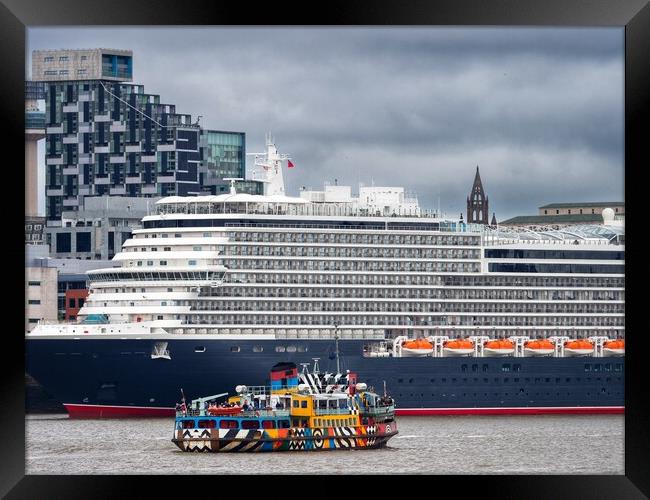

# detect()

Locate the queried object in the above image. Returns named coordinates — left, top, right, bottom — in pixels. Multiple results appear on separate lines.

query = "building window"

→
left=44, top=56, right=54, bottom=62
left=44, top=70, right=57, bottom=76
left=77, top=69, right=87, bottom=75
left=28, top=300, right=41, bottom=305
left=59, top=56, right=68, bottom=62
left=544, top=210, right=547, bottom=214
left=81, top=55, right=87, bottom=60
left=188, top=260, right=196, bottom=266
left=28, top=318, right=39, bottom=324
left=556, top=210, right=559, bottom=214
left=59, top=70, right=69, bottom=75
left=568, top=209, right=571, bottom=214
left=580, top=209, right=583, bottom=214
left=28, top=281, right=41, bottom=286
left=68, top=298, right=75, bottom=308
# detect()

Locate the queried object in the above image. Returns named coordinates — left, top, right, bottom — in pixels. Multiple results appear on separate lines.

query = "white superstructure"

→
left=34, top=137, right=624, bottom=344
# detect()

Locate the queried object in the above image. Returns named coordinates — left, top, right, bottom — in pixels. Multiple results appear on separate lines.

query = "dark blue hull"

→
left=25, top=338, right=624, bottom=416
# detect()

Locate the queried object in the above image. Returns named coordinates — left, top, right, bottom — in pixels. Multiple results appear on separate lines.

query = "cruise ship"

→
left=26, top=137, right=625, bottom=417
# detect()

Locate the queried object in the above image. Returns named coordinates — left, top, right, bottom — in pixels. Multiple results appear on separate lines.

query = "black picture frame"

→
left=2, top=0, right=647, bottom=497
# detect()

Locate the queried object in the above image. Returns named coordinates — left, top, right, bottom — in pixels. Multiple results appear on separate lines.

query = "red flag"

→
left=287, top=160, right=295, bottom=168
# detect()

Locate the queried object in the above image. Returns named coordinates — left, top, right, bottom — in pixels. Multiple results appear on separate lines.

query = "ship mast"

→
left=334, top=324, right=340, bottom=374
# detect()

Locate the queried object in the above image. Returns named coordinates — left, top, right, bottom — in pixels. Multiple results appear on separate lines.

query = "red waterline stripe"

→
left=395, top=406, right=624, bottom=416
left=64, top=403, right=175, bottom=419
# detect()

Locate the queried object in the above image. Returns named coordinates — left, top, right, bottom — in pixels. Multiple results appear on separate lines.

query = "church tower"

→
left=467, top=166, right=489, bottom=224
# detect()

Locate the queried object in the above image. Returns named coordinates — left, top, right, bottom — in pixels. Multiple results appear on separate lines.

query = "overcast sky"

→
left=27, top=27, right=624, bottom=220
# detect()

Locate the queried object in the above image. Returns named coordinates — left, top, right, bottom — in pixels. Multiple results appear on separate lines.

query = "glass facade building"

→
left=200, top=130, right=262, bottom=195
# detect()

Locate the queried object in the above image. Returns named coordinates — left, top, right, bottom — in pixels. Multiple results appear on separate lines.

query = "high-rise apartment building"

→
left=32, top=48, right=256, bottom=222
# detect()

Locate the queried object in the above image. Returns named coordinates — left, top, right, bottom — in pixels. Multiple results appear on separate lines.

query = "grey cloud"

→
left=29, top=27, right=624, bottom=220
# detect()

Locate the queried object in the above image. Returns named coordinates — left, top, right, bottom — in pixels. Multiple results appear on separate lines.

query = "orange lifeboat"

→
left=564, top=339, right=594, bottom=357
left=524, top=339, right=555, bottom=357
left=443, top=338, right=474, bottom=357
left=207, top=405, right=242, bottom=416
left=401, top=338, right=434, bottom=357
left=483, top=339, right=515, bottom=357
left=603, top=339, right=625, bottom=357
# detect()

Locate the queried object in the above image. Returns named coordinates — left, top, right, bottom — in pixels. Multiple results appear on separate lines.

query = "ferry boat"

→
left=25, top=135, right=625, bottom=418
left=172, top=360, right=397, bottom=452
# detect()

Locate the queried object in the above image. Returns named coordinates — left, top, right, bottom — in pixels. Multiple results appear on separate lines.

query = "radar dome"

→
left=602, top=207, right=615, bottom=222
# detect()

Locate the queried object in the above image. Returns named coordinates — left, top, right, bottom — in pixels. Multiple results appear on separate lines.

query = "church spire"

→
left=467, top=165, right=489, bottom=225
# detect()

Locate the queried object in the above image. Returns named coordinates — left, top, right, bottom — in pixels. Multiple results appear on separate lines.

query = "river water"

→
left=25, top=414, right=623, bottom=474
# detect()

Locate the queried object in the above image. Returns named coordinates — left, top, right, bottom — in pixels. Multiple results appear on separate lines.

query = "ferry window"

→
left=286, top=345, right=297, bottom=353
left=298, top=346, right=308, bottom=352
left=203, top=233, right=211, bottom=237
left=502, top=364, right=511, bottom=372
left=219, top=420, right=238, bottom=429
left=513, top=364, right=521, bottom=372
left=195, top=346, right=206, bottom=353
left=164, top=247, right=171, bottom=251
left=482, top=364, right=489, bottom=372
left=430, top=379, right=436, bottom=383
left=397, top=378, right=403, bottom=384
left=301, top=400, right=308, bottom=408
left=615, top=364, right=622, bottom=372
left=275, top=346, right=286, bottom=353
left=442, top=378, right=447, bottom=383
left=175, top=233, right=182, bottom=238
left=230, top=346, right=240, bottom=352
left=262, top=420, right=276, bottom=429
left=409, top=378, right=414, bottom=384
left=279, top=420, right=290, bottom=428
left=593, top=364, right=601, bottom=372
left=253, top=346, right=263, bottom=353
left=147, top=261, right=154, bottom=266
left=241, top=420, right=260, bottom=430
left=182, top=420, right=195, bottom=429
left=472, top=364, right=478, bottom=372
left=461, top=364, right=468, bottom=372
left=188, top=260, right=197, bottom=266
left=162, top=234, right=168, bottom=238
left=293, top=400, right=299, bottom=408
left=198, top=419, right=216, bottom=429
left=605, top=364, right=612, bottom=371
left=584, top=364, right=592, bottom=372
